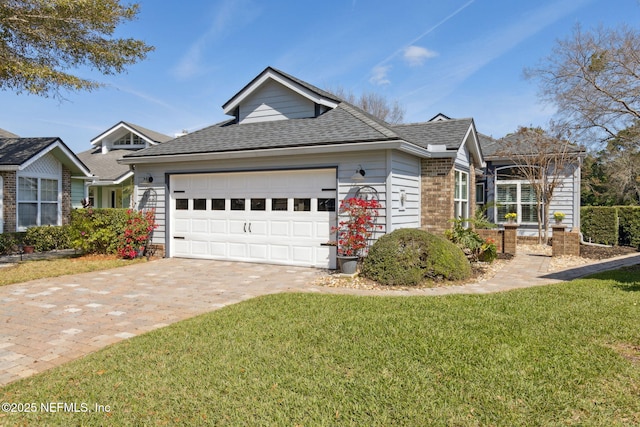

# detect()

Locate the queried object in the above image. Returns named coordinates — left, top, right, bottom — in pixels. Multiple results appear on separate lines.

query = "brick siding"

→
left=552, top=225, right=580, bottom=257
left=420, top=158, right=455, bottom=235
left=1, top=171, right=16, bottom=233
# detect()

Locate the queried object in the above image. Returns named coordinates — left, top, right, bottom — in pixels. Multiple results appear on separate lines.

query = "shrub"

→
left=0, top=233, right=19, bottom=255
left=445, top=219, right=497, bottom=262
left=618, top=206, right=640, bottom=248
left=361, top=228, right=472, bottom=286
left=70, top=208, right=129, bottom=254
left=24, top=225, right=73, bottom=252
left=581, top=206, right=618, bottom=245
left=118, top=209, right=157, bottom=259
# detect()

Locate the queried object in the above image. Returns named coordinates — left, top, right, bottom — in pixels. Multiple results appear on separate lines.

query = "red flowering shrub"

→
left=117, top=209, right=157, bottom=259
left=331, top=197, right=382, bottom=257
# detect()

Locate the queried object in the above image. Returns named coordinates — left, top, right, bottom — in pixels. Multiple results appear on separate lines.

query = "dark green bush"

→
left=618, top=207, right=640, bottom=248
left=0, top=233, right=20, bottom=255
left=361, top=228, right=472, bottom=286
left=70, top=208, right=129, bottom=254
left=24, top=225, right=73, bottom=252
left=581, top=207, right=618, bottom=245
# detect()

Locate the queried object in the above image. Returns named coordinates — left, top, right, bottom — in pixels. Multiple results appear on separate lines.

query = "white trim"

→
left=91, top=122, right=157, bottom=147
left=119, top=140, right=438, bottom=165
left=223, top=70, right=339, bottom=116
left=19, top=140, right=91, bottom=176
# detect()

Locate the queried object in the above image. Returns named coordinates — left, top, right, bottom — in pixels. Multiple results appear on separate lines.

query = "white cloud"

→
left=369, top=65, right=392, bottom=86
left=403, top=46, right=438, bottom=66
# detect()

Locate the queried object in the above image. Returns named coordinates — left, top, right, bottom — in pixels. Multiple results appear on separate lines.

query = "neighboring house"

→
left=77, top=122, right=171, bottom=208
left=120, top=67, right=484, bottom=269
left=477, top=132, right=584, bottom=237
left=0, top=130, right=91, bottom=233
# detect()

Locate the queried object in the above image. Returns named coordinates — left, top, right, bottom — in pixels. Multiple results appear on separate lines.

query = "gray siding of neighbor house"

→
left=485, top=161, right=581, bottom=236
left=239, top=80, right=316, bottom=124
left=133, top=150, right=393, bottom=248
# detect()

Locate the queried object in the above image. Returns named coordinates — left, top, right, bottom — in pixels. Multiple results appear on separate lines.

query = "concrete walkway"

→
left=1, top=251, right=639, bottom=386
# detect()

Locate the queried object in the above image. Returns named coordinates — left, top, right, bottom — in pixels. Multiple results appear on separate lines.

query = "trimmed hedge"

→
left=361, top=228, right=472, bottom=286
left=24, top=225, right=73, bottom=252
left=70, top=208, right=129, bottom=254
left=581, top=207, right=619, bottom=245
left=581, top=206, right=640, bottom=248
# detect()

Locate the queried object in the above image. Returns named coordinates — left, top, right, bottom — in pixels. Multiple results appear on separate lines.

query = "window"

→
left=272, top=198, right=288, bottom=211
left=454, top=170, right=469, bottom=219
left=317, top=198, right=335, bottom=212
left=495, top=167, right=539, bottom=224
left=230, top=198, right=245, bottom=211
left=17, top=177, right=59, bottom=229
left=475, top=183, right=485, bottom=205
left=113, top=133, right=145, bottom=146
left=294, top=198, right=311, bottom=212
left=175, top=199, right=188, bottom=210
left=211, top=199, right=225, bottom=210
left=251, top=199, right=266, bottom=211
left=193, top=199, right=206, bottom=210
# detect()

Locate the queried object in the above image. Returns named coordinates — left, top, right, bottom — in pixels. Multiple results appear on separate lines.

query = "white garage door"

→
left=169, top=169, right=337, bottom=268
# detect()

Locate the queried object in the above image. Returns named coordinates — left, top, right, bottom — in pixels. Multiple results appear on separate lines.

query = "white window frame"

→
left=113, top=132, right=145, bottom=147
left=494, top=167, right=540, bottom=225
left=454, top=170, right=469, bottom=220
left=16, top=176, right=61, bottom=231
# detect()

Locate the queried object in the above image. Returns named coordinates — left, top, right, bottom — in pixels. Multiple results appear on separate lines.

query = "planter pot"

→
left=337, top=256, right=358, bottom=274
left=22, top=245, right=34, bottom=254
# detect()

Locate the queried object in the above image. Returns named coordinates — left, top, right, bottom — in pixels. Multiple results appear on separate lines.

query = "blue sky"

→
left=2, top=0, right=639, bottom=153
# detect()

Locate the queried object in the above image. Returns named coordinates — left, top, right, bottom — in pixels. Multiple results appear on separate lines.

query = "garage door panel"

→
left=209, top=219, right=227, bottom=234
left=292, top=246, right=313, bottom=263
left=292, top=222, right=313, bottom=238
left=270, top=221, right=290, bottom=236
left=248, top=244, right=268, bottom=260
left=191, top=219, right=208, bottom=233
left=210, top=242, right=226, bottom=257
left=270, top=245, right=289, bottom=261
left=174, top=219, right=190, bottom=233
left=248, top=220, right=267, bottom=236
left=191, top=240, right=209, bottom=255
left=229, top=220, right=248, bottom=235
left=228, top=243, right=247, bottom=258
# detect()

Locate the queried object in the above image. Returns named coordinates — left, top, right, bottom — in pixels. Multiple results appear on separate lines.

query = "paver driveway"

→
left=0, top=258, right=325, bottom=386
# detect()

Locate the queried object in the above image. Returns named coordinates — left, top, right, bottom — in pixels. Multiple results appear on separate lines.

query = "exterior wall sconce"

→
left=351, top=165, right=366, bottom=181
left=142, top=174, right=154, bottom=183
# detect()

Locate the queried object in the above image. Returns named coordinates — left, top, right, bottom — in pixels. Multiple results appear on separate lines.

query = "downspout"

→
left=579, top=232, right=613, bottom=248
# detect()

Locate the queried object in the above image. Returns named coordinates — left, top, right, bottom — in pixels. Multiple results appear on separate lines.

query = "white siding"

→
left=133, top=150, right=390, bottom=248
left=239, top=80, right=316, bottom=124
left=390, top=151, right=420, bottom=230
left=455, top=144, right=471, bottom=171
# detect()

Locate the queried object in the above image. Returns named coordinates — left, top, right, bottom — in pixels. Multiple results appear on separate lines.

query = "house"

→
left=77, top=122, right=171, bottom=208
left=0, top=130, right=91, bottom=233
left=120, top=67, right=485, bottom=269
left=477, top=131, right=584, bottom=237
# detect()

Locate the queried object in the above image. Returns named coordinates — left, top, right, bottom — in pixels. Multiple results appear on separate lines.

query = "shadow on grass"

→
left=540, top=254, right=640, bottom=285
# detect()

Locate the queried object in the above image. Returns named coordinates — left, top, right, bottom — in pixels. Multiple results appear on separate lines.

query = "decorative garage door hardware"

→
left=243, top=222, right=252, bottom=233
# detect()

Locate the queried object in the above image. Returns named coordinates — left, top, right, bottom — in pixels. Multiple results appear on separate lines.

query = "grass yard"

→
left=1, top=267, right=640, bottom=426
left=0, top=255, right=147, bottom=287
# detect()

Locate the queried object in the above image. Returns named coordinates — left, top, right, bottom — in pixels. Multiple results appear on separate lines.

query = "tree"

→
left=0, top=0, right=153, bottom=99
left=526, top=24, right=640, bottom=146
left=327, top=86, right=405, bottom=124
left=601, top=123, right=640, bottom=204
left=497, top=126, right=583, bottom=244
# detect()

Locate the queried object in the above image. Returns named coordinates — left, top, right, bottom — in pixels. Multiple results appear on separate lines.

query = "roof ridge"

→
left=337, top=102, right=399, bottom=139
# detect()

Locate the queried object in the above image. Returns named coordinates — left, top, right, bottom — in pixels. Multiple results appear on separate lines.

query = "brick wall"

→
left=476, top=228, right=504, bottom=253
left=420, top=158, right=455, bottom=235
left=503, top=224, right=518, bottom=254
left=61, top=166, right=71, bottom=225
left=1, top=171, right=16, bottom=233
left=552, top=225, right=580, bottom=257
left=469, top=163, right=476, bottom=222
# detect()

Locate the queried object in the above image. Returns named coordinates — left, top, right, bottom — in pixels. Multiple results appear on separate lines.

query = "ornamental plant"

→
left=505, top=212, right=517, bottom=221
left=553, top=211, right=566, bottom=221
left=117, top=209, right=158, bottom=259
left=331, top=197, right=382, bottom=257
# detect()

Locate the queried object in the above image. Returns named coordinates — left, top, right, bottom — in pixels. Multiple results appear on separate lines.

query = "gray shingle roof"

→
left=0, top=137, right=60, bottom=165
left=0, top=128, right=19, bottom=138
left=125, top=103, right=403, bottom=158
left=392, top=118, right=474, bottom=150
left=480, top=131, right=584, bottom=160
left=76, top=148, right=133, bottom=181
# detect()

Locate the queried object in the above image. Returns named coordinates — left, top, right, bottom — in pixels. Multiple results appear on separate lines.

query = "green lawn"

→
left=2, top=267, right=640, bottom=426
left=0, top=256, right=146, bottom=286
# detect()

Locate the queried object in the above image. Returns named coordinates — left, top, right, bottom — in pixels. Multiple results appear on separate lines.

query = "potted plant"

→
left=331, top=197, right=381, bottom=274
left=553, top=211, right=565, bottom=224
left=504, top=212, right=517, bottom=224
